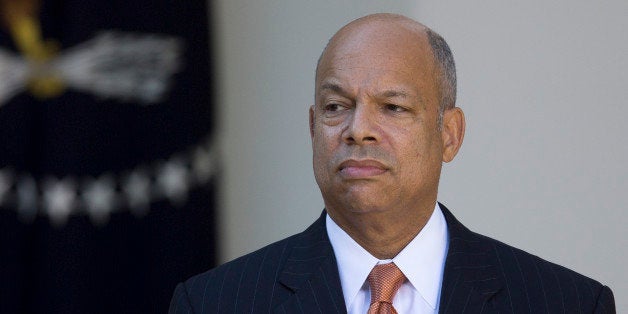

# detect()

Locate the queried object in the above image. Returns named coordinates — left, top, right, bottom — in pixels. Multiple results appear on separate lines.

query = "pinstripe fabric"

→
left=169, top=211, right=345, bottom=313
left=438, top=204, right=615, bottom=313
left=169, top=205, right=615, bottom=313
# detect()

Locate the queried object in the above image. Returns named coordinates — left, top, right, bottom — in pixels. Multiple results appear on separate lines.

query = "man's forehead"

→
left=330, top=15, right=427, bottom=49
left=316, top=18, right=432, bottom=79
left=318, top=81, right=422, bottom=104
left=327, top=24, right=427, bottom=57
left=316, top=47, right=435, bottom=91
left=317, top=64, right=420, bottom=90
left=323, top=53, right=426, bottom=72
left=316, top=72, right=426, bottom=106
left=335, top=13, right=428, bottom=39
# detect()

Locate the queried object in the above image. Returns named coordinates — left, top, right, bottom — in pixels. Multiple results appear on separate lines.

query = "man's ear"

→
left=309, top=105, right=315, bottom=138
left=441, top=107, right=465, bottom=163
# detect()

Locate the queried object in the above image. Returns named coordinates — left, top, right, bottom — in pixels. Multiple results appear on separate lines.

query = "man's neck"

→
left=326, top=204, right=435, bottom=259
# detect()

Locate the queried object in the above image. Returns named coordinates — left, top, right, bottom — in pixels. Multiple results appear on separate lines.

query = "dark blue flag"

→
left=0, top=0, right=217, bottom=312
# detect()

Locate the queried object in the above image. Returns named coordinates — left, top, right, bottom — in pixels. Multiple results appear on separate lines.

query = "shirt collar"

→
left=326, top=203, right=448, bottom=310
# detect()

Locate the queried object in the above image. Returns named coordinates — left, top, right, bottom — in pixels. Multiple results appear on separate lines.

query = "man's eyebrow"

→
left=319, top=84, right=420, bottom=102
left=378, top=89, right=411, bottom=98
left=319, top=82, right=344, bottom=94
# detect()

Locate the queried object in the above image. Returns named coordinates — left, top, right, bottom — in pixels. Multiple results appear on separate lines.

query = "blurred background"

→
left=0, top=0, right=626, bottom=313
left=1, top=0, right=216, bottom=313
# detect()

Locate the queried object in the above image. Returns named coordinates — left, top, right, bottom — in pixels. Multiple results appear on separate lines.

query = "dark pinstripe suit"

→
left=169, top=204, right=615, bottom=313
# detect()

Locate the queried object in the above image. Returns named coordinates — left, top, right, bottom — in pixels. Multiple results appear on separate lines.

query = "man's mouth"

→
left=338, top=159, right=388, bottom=178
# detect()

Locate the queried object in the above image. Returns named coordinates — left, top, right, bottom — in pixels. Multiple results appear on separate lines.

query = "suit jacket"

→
left=169, top=204, right=615, bottom=313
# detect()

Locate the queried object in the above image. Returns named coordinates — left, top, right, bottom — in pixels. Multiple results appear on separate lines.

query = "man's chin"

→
left=340, top=191, right=393, bottom=212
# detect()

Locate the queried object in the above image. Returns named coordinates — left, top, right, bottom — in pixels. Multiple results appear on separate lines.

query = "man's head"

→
left=310, top=13, right=465, bottom=223
left=315, top=14, right=458, bottom=129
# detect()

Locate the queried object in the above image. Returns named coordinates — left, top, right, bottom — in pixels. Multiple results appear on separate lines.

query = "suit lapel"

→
left=272, top=205, right=506, bottom=313
left=274, top=211, right=346, bottom=313
left=438, top=203, right=503, bottom=313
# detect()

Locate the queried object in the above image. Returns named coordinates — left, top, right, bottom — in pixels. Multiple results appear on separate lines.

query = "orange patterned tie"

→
left=367, top=263, right=406, bottom=314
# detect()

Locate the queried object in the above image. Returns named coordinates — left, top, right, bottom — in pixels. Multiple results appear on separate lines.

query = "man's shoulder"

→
left=476, top=229, right=603, bottom=287
left=183, top=231, right=301, bottom=290
left=169, top=213, right=332, bottom=313
left=440, top=203, right=615, bottom=312
left=460, top=224, right=615, bottom=311
left=187, top=212, right=329, bottom=284
left=442, top=203, right=604, bottom=287
left=169, top=233, right=301, bottom=313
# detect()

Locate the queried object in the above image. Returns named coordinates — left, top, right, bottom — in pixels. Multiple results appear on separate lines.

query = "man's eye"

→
left=325, top=103, right=344, bottom=112
left=385, top=104, right=405, bottom=112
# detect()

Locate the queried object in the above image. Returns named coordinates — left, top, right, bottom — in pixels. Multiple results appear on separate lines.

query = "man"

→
left=169, top=13, right=615, bottom=313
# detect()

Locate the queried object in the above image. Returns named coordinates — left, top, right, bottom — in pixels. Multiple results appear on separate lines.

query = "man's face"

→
left=311, top=22, right=446, bottom=218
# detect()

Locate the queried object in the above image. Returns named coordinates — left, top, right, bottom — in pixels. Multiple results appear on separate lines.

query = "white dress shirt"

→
left=326, top=203, right=448, bottom=314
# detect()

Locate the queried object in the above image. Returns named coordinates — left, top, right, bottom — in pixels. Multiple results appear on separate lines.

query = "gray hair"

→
left=426, top=28, right=457, bottom=129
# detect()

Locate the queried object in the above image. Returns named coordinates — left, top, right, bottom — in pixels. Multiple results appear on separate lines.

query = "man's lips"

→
left=338, top=159, right=388, bottom=178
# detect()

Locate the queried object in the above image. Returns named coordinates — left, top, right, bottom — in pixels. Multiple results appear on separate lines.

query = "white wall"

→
left=213, top=1, right=627, bottom=311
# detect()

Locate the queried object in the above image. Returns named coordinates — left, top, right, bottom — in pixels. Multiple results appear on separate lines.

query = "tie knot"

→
left=367, top=263, right=406, bottom=305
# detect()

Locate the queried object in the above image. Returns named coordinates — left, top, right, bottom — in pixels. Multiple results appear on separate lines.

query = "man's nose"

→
left=343, top=105, right=379, bottom=145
